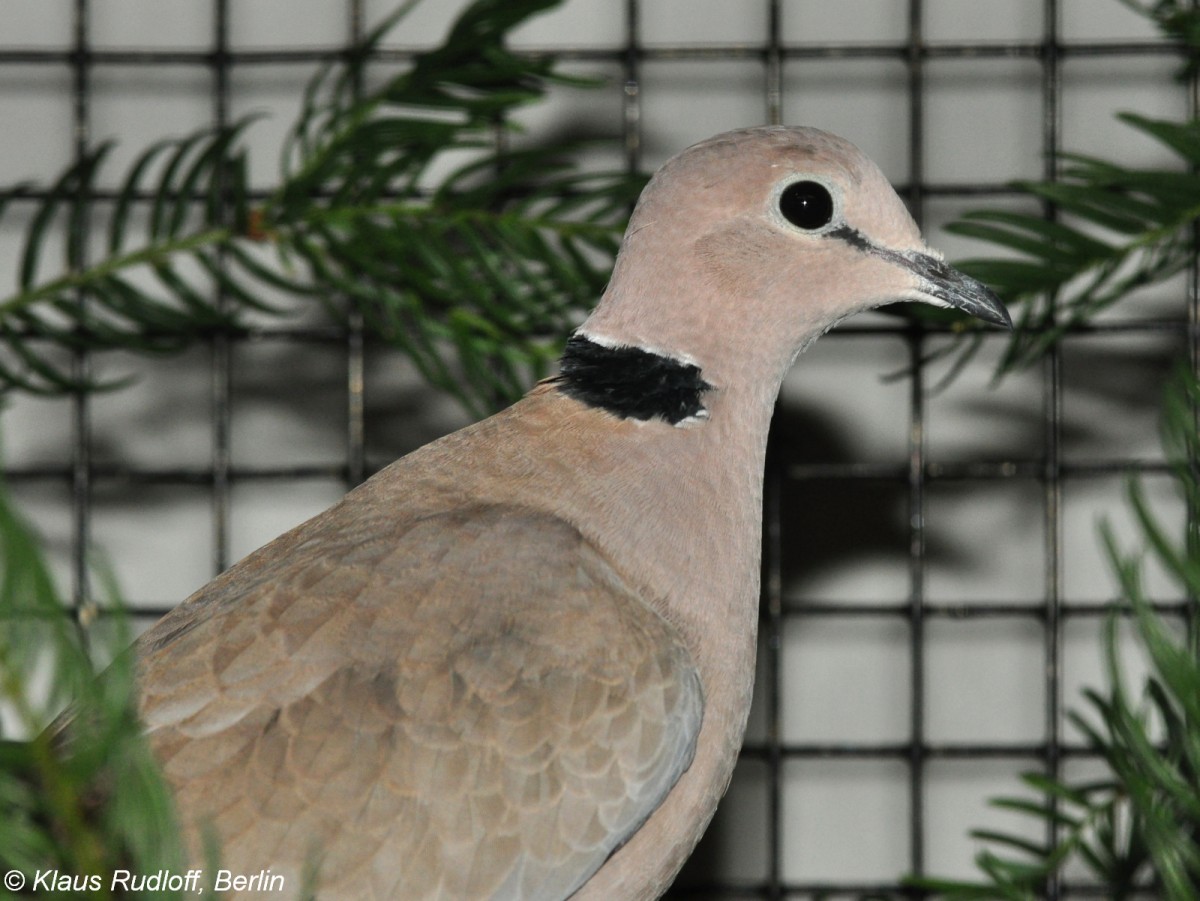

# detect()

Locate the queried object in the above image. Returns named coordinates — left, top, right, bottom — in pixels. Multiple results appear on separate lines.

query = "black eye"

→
left=779, top=180, right=834, bottom=230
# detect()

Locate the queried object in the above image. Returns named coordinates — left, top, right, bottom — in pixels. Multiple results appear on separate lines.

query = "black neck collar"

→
left=553, top=334, right=713, bottom=425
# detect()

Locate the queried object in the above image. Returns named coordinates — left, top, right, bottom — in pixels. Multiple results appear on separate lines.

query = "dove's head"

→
left=579, top=126, right=1009, bottom=391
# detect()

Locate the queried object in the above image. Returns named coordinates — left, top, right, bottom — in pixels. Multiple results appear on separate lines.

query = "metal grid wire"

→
left=1, top=1, right=1196, bottom=899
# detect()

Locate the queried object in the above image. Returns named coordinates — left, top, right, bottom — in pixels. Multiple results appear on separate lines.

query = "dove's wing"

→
left=138, top=502, right=703, bottom=900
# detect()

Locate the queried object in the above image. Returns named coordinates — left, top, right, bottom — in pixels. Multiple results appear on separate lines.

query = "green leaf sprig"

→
left=909, top=365, right=1200, bottom=901
left=949, top=113, right=1200, bottom=375
left=0, top=0, right=644, bottom=417
left=0, top=483, right=187, bottom=897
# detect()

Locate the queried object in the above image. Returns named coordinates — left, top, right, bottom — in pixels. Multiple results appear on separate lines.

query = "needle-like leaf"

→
left=0, top=0, right=645, bottom=412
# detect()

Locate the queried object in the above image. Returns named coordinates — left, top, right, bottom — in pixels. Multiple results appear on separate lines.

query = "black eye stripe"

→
left=779, top=180, right=834, bottom=231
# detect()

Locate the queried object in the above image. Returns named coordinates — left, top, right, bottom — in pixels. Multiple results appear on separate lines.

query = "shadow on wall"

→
left=666, top=329, right=1183, bottom=895
left=769, top=332, right=1183, bottom=599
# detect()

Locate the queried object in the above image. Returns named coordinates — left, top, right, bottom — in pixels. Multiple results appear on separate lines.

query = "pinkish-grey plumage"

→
left=134, top=126, right=1007, bottom=899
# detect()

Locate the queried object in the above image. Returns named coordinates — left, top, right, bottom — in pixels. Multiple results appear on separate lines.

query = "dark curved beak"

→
left=901, top=252, right=1013, bottom=329
left=828, top=224, right=1012, bottom=330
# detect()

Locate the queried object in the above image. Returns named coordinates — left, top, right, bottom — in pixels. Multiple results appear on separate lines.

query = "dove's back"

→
left=137, top=390, right=704, bottom=900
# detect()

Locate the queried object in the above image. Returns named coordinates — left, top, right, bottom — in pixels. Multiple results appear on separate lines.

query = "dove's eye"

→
left=778, top=180, right=835, bottom=231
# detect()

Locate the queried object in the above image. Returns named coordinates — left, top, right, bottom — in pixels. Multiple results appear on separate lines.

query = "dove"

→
left=132, top=125, right=1010, bottom=900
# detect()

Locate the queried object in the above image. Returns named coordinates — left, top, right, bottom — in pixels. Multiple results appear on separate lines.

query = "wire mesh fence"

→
left=0, top=1, right=1195, bottom=898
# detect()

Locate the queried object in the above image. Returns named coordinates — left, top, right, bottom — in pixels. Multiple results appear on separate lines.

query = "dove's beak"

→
left=827, top=224, right=1012, bottom=329
left=895, top=250, right=1012, bottom=329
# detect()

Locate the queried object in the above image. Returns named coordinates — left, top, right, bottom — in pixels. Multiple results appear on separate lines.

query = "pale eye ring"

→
left=778, top=180, right=834, bottom=230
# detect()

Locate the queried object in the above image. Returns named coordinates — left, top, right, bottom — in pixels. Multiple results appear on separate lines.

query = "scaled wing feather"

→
left=137, top=503, right=703, bottom=901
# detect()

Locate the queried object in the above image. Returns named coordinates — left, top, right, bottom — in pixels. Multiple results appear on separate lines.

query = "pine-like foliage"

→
left=910, top=367, right=1200, bottom=900
left=906, top=2, right=1200, bottom=897
left=0, top=0, right=643, bottom=417
left=917, top=0, right=1200, bottom=380
left=946, top=112, right=1200, bottom=375
left=0, top=488, right=190, bottom=898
